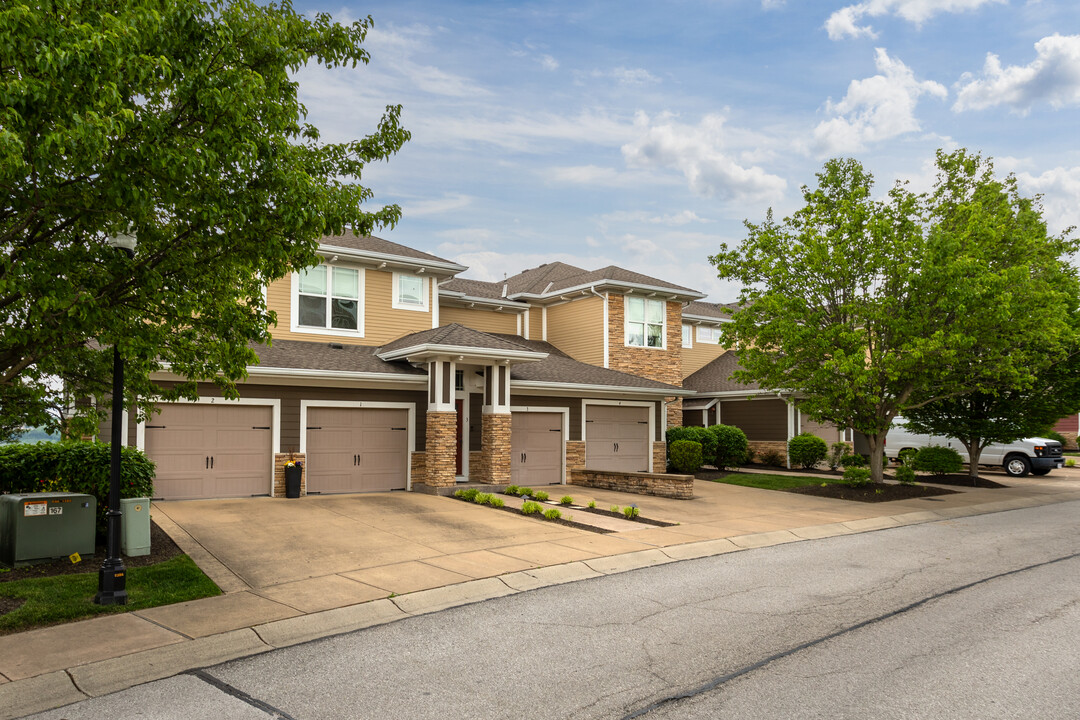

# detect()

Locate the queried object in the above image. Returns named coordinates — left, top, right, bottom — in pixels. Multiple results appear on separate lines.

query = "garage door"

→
left=585, top=405, right=650, bottom=472
left=305, top=407, right=409, bottom=493
left=511, top=412, right=563, bottom=486
left=144, top=403, right=273, bottom=500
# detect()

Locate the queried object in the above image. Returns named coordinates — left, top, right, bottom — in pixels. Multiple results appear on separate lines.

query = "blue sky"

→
left=291, top=0, right=1080, bottom=302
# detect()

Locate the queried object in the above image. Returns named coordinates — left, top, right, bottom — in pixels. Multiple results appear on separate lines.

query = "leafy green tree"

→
left=0, top=0, right=409, bottom=435
left=711, top=150, right=1077, bottom=483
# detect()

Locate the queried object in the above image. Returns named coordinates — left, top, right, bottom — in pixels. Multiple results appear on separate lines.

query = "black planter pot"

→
left=285, top=465, right=303, bottom=499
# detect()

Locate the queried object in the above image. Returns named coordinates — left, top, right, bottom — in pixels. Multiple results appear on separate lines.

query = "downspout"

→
left=782, top=392, right=793, bottom=470
left=590, top=286, right=609, bottom=368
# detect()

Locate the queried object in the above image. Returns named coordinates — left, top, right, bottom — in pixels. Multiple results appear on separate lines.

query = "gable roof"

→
left=317, top=232, right=467, bottom=275
left=439, top=277, right=508, bottom=300
left=496, top=262, right=705, bottom=300
left=681, top=351, right=762, bottom=393
left=249, top=339, right=426, bottom=377
left=683, top=300, right=737, bottom=321
left=378, top=324, right=539, bottom=356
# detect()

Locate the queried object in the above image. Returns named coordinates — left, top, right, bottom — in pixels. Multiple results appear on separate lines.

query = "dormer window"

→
left=681, top=324, right=693, bottom=348
left=697, top=326, right=723, bottom=344
left=626, top=297, right=665, bottom=349
left=393, top=272, right=429, bottom=311
left=294, top=263, right=363, bottom=334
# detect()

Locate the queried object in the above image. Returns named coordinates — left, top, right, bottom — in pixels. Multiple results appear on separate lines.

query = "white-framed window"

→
left=681, top=324, right=693, bottom=348
left=625, top=296, right=665, bottom=349
left=392, top=272, right=429, bottom=311
left=697, top=325, right=723, bottom=343
left=293, top=263, right=363, bottom=334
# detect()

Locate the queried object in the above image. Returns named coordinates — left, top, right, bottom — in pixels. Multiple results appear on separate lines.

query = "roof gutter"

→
left=317, top=244, right=468, bottom=275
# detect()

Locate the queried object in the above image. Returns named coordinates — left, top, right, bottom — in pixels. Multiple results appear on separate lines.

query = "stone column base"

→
left=274, top=452, right=306, bottom=498
left=481, top=413, right=511, bottom=485
left=425, top=411, right=458, bottom=487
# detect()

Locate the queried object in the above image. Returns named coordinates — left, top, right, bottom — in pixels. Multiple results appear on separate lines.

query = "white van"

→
left=885, top=417, right=1064, bottom=477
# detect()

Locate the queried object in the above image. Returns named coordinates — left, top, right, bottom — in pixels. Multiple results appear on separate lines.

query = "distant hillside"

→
left=6, top=427, right=60, bottom=444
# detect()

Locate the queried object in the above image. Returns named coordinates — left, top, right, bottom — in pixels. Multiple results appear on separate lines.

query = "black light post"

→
left=95, top=232, right=136, bottom=606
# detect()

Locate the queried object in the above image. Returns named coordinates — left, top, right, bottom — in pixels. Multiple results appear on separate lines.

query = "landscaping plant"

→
left=560, top=496, right=574, bottom=506
left=669, top=439, right=704, bottom=474
left=787, top=433, right=828, bottom=470
left=622, top=505, right=641, bottom=520
left=843, top=467, right=872, bottom=487
left=708, top=424, right=750, bottom=470
left=840, top=453, right=866, bottom=468
left=827, top=442, right=847, bottom=471
left=504, top=485, right=520, bottom=496
left=759, top=449, right=784, bottom=467
left=543, top=508, right=561, bottom=521
left=912, top=446, right=963, bottom=476
left=533, top=490, right=549, bottom=502
left=666, top=426, right=718, bottom=466
left=520, top=501, right=543, bottom=515
left=895, top=465, right=917, bottom=485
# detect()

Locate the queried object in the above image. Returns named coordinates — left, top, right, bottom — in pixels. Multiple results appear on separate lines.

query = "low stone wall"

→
left=570, top=469, right=693, bottom=500
left=273, top=452, right=306, bottom=498
left=410, top=451, right=427, bottom=488
left=749, top=440, right=788, bottom=465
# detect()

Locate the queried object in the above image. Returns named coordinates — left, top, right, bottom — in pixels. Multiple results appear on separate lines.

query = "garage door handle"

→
left=210, top=456, right=214, bottom=469
left=637, top=421, right=649, bottom=424
left=146, top=425, right=166, bottom=429
left=549, top=429, right=560, bottom=432
left=614, top=442, right=619, bottom=452
left=205, top=456, right=209, bottom=469
left=307, top=426, right=322, bottom=430
left=391, top=427, right=406, bottom=431
left=252, top=426, right=270, bottom=430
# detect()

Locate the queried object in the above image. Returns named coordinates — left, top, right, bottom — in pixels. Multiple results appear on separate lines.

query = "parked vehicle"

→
left=885, top=418, right=1064, bottom=477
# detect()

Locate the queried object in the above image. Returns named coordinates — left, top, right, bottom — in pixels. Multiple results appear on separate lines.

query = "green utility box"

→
left=121, top=497, right=151, bottom=557
left=0, top=493, right=96, bottom=568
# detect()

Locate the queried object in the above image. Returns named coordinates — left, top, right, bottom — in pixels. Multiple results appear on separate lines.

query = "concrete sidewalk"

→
left=2, top=472, right=1079, bottom=719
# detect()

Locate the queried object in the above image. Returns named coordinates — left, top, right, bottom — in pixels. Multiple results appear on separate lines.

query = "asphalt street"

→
left=29, top=500, right=1080, bottom=719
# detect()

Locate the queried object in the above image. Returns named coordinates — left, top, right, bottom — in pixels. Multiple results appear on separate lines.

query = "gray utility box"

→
left=0, top=493, right=96, bottom=568
left=121, top=497, right=151, bottom=557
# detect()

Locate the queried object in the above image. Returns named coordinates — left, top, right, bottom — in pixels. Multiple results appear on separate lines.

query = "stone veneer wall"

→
left=652, top=441, right=667, bottom=473
left=1058, top=431, right=1078, bottom=451
left=273, top=452, right=306, bottom=498
left=606, top=296, right=684, bottom=386
left=749, top=440, right=788, bottom=465
left=480, top=413, right=511, bottom=485
left=469, top=451, right=483, bottom=482
left=570, top=469, right=693, bottom=499
left=425, top=411, right=457, bottom=487
left=410, top=451, right=427, bottom=487
left=565, top=440, right=586, bottom=483
left=666, top=399, right=683, bottom=431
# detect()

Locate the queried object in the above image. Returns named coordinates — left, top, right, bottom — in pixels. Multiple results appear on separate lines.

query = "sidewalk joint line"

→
left=620, top=549, right=1080, bottom=719
left=188, top=668, right=297, bottom=719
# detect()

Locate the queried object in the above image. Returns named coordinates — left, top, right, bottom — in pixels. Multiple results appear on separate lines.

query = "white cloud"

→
left=1014, top=166, right=1080, bottom=236
left=580, top=67, right=661, bottom=86
left=404, top=193, right=473, bottom=217
left=761, top=0, right=785, bottom=10
left=812, top=49, right=947, bottom=156
left=598, top=210, right=711, bottom=226
left=546, top=165, right=671, bottom=189
left=953, top=34, right=1080, bottom=113
left=539, top=54, right=559, bottom=71
left=825, top=0, right=1005, bottom=40
left=415, top=111, right=636, bottom=152
left=621, top=112, right=787, bottom=202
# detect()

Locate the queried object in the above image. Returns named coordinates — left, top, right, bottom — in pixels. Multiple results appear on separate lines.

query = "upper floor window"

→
left=681, top=324, right=693, bottom=348
left=697, top=325, right=723, bottom=344
left=295, top=264, right=362, bottom=333
left=626, top=297, right=665, bottom=348
left=393, top=272, right=429, bottom=312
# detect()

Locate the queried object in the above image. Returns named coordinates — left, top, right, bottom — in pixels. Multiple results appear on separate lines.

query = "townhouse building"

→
left=119, top=233, right=824, bottom=500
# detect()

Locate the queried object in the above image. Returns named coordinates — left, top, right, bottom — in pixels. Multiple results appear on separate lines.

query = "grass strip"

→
left=0, top=555, right=221, bottom=635
left=709, top=473, right=840, bottom=491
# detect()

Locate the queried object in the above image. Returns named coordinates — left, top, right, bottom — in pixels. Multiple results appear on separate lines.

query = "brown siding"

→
left=510, top=395, right=580, bottom=441
left=468, top=392, right=483, bottom=448
left=719, top=398, right=787, bottom=441
left=267, top=269, right=434, bottom=346
left=682, top=340, right=727, bottom=377
left=439, top=306, right=520, bottom=335
left=545, top=296, right=605, bottom=366
left=153, top=381, right=427, bottom=453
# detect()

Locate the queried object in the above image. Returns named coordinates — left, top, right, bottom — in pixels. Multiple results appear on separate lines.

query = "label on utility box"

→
left=23, top=500, right=47, bottom=517
left=49, top=506, right=63, bottom=515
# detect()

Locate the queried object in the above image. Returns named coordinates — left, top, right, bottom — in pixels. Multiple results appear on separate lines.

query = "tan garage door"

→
left=306, top=407, right=409, bottom=493
left=144, top=403, right=273, bottom=500
left=511, top=412, right=563, bottom=486
left=585, top=405, right=650, bottom=472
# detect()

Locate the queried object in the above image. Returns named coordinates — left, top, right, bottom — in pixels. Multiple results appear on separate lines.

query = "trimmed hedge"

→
left=669, top=440, right=704, bottom=474
left=912, top=445, right=962, bottom=476
left=0, top=442, right=155, bottom=536
left=666, top=426, right=717, bottom=466
left=707, top=424, right=750, bottom=470
left=788, top=433, right=827, bottom=469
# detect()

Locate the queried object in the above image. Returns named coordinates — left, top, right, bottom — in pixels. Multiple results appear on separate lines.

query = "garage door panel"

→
left=585, top=405, right=650, bottom=473
left=511, top=412, right=563, bottom=486
left=306, top=408, right=408, bottom=494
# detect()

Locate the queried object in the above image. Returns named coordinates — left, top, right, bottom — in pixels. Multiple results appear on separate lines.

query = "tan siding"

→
left=797, top=407, right=845, bottom=444
left=266, top=269, right=433, bottom=346
left=682, top=343, right=728, bottom=377
left=439, top=306, right=520, bottom=334
left=528, top=306, right=543, bottom=340
left=545, top=296, right=605, bottom=366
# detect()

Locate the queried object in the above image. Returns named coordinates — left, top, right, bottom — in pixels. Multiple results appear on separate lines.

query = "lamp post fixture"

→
left=95, top=231, right=136, bottom=606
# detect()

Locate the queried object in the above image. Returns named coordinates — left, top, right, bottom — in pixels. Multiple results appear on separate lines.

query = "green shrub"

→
left=560, top=495, right=574, bottom=506
left=473, top=492, right=494, bottom=505
left=787, top=433, right=828, bottom=470
left=504, top=485, right=520, bottom=496
left=840, top=453, right=866, bottom=468
left=744, top=446, right=756, bottom=463
left=843, top=467, right=872, bottom=487
left=533, top=490, right=549, bottom=502
left=669, top=440, right=703, bottom=474
left=896, top=448, right=918, bottom=466
left=521, top=500, right=543, bottom=515
left=894, top=465, right=917, bottom=485
left=1067, top=458, right=1076, bottom=468
left=455, top=488, right=480, bottom=502
left=912, top=446, right=962, bottom=476
left=666, top=426, right=718, bottom=466
left=610, top=505, right=619, bottom=513
left=587, top=500, right=596, bottom=509
left=759, top=449, right=784, bottom=467
left=622, top=505, right=640, bottom=520
left=0, top=441, right=155, bottom=536
left=518, top=487, right=534, bottom=498
left=543, top=508, right=562, bottom=521
left=487, top=496, right=505, bottom=508
left=827, top=442, right=847, bottom=471
left=1042, top=430, right=1067, bottom=447
left=708, top=424, right=750, bottom=470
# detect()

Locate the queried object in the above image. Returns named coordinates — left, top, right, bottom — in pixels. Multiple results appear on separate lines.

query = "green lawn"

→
left=709, top=473, right=837, bottom=491
left=0, top=555, right=221, bottom=635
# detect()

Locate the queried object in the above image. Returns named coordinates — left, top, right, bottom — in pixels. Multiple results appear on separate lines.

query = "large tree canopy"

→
left=711, top=150, right=1078, bottom=482
left=0, top=0, right=409, bottom=437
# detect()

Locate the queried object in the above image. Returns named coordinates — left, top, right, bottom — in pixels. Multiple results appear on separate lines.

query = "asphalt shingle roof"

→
left=684, top=300, right=738, bottom=319
left=681, top=351, right=761, bottom=393
left=493, top=335, right=684, bottom=391
left=498, top=261, right=701, bottom=296
left=319, top=231, right=458, bottom=265
left=252, top=340, right=425, bottom=375
left=378, top=324, right=539, bottom=355
left=439, top=278, right=516, bottom=301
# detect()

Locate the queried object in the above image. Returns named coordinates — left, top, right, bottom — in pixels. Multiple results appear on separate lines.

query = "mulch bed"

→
left=0, top=521, right=182, bottom=584
left=913, top=474, right=1008, bottom=489
left=450, top=495, right=675, bottom=532
left=786, top=483, right=958, bottom=502
left=579, top=506, right=676, bottom=527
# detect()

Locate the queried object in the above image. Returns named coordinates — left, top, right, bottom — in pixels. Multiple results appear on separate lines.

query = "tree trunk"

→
left=965, top=439, right=982, bottom=481
left=867, top=433, right=886, bottom=484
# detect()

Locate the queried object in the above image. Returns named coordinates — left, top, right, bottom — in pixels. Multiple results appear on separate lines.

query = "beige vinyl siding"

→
left=439, top=306, right=520, bottom=335
left=797, top=406, right=845, bottom=444
left=528, top=306, right=543, bottom=340
left=682, top=343, right=728, bottom=377
left=545, top=296, right=605, bottom=367
left=266, top=269, right=433, bottom=346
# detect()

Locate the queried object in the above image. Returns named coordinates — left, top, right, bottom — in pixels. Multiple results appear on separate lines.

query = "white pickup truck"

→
left=884, top=418, right=1065, bottom=477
